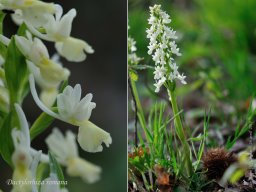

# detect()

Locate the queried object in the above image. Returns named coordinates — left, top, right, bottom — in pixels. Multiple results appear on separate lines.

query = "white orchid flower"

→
left=46, top=129, right=102, bottom=183
left=0, top=0, right=55, bottom=10
left=0, top=33, right=68, bottom=107
left=11, top=5, right=57, bottom=28
left=15, top=32, right=69, bottom=106
left=29, top=75, right=112, bottom=153
left=11, top=126, right=33, bottom=192
left=15, top=32, right=70, bottom=87
left=11, top=104, right=43, bottom=192
left=26, top=6, right=94, bottom=62
left=0, top=0, right=56, bottom=28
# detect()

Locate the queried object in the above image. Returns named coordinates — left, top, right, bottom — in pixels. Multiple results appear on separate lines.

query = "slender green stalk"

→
left=168, top=88, right=193, bottom=177
left=130, top=79, right=153, bottom=144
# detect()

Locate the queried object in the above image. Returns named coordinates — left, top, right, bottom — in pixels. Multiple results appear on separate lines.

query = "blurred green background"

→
left=129, top=0, right=256, bottom=108
left=0, top=0, right=127, bottom=191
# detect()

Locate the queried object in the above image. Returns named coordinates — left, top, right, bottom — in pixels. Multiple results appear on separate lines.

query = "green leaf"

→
left=37, top=163, right=50, bottom=181
left=0, top=86, right=9, bottom=114
left=0, top=11, right=5, bottom=34
left=30, top=112, right=55, bottom=141
left=36, top=163, right=50, bottom=191
left=0, top=112, right=14, bottom=166
left=49, top=152, right=65, bottom=188
left=0, top=11, right=7, bottom=57
left=4, top=37, right=29, bottom=104
left=17, top=23, right=28, bottom=36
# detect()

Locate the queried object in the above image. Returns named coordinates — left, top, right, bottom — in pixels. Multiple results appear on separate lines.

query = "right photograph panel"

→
left=128, top=0, right=256, bottom=191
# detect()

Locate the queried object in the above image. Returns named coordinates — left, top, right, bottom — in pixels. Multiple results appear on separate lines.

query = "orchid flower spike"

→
left=147, top=4, right=186, bottom=92
left=26, top=6, right=94, bottom=62
left=46, top=129, right=102, bottom=183
left=128, top=36, right=142, bottom=66
left=29, top=75, right=112, bottom=153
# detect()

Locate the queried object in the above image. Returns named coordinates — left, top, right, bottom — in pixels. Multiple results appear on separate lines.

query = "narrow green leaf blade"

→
left=4, top=37, right=29, bottom=104
left=0, top=11, right=5, bottom=34
left=0, top=112, right=14, bottom=166
left=30, top=112, right=55, bottom=141
left=49, top=152, right=65, bottom=188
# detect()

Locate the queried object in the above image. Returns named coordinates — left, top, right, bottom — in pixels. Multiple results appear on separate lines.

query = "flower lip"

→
left=67, top=157, right=102, bottom=184
left=77, top=121, right=112, bottom=153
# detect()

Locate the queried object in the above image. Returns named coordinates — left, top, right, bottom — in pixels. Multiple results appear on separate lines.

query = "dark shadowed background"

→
left=0, top=0, right=127, bottom=191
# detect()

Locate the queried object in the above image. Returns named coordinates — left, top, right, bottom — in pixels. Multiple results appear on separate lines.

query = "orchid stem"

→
left=130, top=79, right=152, bottom=145
left=168, top=88, right=193, bottom=177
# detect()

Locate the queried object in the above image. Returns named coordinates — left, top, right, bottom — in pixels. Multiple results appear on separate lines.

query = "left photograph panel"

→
left=0, top=0, right=127, bottom=191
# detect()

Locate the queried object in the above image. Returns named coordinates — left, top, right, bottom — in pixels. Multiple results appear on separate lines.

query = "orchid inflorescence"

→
left=146, top=4, right=186, bottom=93
left=0, top=0, right=112, bottom=191
left=128, top=36, right=141, bottom=66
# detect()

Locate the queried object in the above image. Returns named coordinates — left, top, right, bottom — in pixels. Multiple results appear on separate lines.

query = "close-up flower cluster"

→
left=0, top=0, right=114, bottom=191
left=146, top=4, right=186, bottom=93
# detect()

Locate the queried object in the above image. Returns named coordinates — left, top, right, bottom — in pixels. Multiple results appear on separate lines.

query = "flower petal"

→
left=57, top=8, right=77, bottom=38
left=74, top=93, right=96, bottom=121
